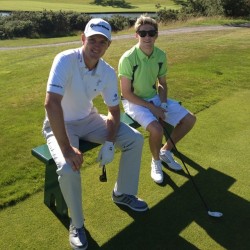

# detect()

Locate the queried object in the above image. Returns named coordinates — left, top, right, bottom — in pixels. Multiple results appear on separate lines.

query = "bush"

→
left=36, top=10, right=55, bottom=36
left=2, top=20, right=35, bottom=38
left=51, top=10, right=70, bottom=36
left=36, top=10, right=71, bottom=37
left=67, top=12, right=91, bottom=31
left=0, top=10, right=92, bottom=39
left=108, top=15, right=131, bottom=32
left=222, top=0, right=250, bottom=17
left=180, top=0, right=250, bottom=17
left=181, top=0, right=224, bottom=17
left=156, top=8, right=179, bottom=23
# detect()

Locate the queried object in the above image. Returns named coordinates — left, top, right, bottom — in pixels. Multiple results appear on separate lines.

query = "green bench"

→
left=31, top=112, right=175, bottom=217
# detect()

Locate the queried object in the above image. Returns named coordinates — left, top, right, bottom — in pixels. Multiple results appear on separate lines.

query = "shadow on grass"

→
left=48, top=206, right=101, bottom=248
left=89, top=0, right=136, bottom=9
left=51, top=152, right=250, bottom=249
left=173, top=0, right=188, bottom=6
left=224, top=23, right=250, bottom=28
left=98, top=154, right=249, bottom=249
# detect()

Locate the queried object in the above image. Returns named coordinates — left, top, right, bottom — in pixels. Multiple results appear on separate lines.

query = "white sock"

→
left=114, top=190, right=122, bottom=196
left=152, top=158, right=161, bottom=164
left=113, top=182, right=122, bottom=196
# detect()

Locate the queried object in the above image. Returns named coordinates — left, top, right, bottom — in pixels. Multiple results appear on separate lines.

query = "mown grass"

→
left=0, top=23, right=249, bottom=208
left=0, top=89, right=249, bottom=249
left=0, top=0, right=178, bottom=12
left=0, top=4, right=250, bottom=245
left=0, top=15, right=249, bottom=249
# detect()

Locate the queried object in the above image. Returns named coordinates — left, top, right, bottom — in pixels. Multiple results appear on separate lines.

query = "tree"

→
left=222, top=0, right=250, bottom=17
left=182, top=0, right=224, bottom=16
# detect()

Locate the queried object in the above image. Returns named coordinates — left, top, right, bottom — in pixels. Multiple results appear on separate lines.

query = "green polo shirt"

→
left=118, top=44, right=167, bottom=99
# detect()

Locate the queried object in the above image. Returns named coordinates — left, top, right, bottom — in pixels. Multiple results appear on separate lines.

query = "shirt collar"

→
left=77, top=47, right=103, bottom=75
left=135, top=43, right=156, bottom=60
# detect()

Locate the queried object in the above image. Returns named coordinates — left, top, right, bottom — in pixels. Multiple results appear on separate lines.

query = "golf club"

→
left=160, top=120, right=223, bottom=218
left=99, top=165, right=107, bottom=182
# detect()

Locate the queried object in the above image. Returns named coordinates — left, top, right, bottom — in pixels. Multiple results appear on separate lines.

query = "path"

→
left=0, top=25, right=240, bottom=51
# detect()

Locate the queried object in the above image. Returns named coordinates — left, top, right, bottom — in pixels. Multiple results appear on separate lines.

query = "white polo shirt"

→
left=46, top=47, right=119, bottom=121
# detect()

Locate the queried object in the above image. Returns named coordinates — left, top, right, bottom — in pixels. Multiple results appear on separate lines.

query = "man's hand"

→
left=149, top=102, right=166, bottom=120
left=161, top=102, right=168, bottom=111
left=97, top=141, right=115, bottom=166
left=63, top=146, right=83, bottom=171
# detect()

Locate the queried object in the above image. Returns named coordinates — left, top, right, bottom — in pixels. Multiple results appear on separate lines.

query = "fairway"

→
left=0, top=0, right=179, bottom=12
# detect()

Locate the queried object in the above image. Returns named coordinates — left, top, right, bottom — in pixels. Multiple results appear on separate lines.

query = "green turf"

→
left=0, top=12, right=250, bottom=249
left=0, top=0, right=178, bottom=12
left=0, top=26, right=249, bottom=207
left=0, top=90, right=249, bottom=249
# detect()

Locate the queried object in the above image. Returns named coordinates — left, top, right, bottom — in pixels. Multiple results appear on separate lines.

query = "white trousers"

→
left=42, top=108, right=144, bottom=228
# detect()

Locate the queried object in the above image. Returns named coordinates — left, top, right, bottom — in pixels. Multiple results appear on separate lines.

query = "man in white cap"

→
left=42, top=18, right=148, bottom=250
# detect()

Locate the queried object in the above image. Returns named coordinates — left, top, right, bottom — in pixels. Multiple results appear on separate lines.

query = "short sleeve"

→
left=102, top=68, right=119, bottom=107
left=118, top=55, right=133, bottom=80
left=47, top=52, right=72, bottom=96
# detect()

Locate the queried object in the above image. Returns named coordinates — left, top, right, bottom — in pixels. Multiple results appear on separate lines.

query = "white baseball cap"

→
left=84, top=18, right=112, bottom=41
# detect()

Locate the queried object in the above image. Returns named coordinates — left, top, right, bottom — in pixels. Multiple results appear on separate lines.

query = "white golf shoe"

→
left=160, top=150, right=182, bottom=171
left=151, top=159, right=164, bottom=183
left=69, top=224, right=88, bottom=250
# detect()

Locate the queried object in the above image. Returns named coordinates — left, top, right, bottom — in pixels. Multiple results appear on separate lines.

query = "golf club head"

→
left=208, top=211, right=223, bottom=218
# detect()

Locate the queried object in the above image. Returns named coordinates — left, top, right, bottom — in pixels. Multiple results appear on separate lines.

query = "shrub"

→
left=51, top=10, right=70, bottom=36
left=36, top=10, right=55, bottom=36
left=222, top=0, right=250, bottom=17
left=181, top=0, right=224, bottom=17
left=156, top=8, right=179, bottom=23
left=0, top=10, right=92, bottom=39
left=108, top=15, right=131, bottom=32
left=2, top=20, right=35, bottom=38
left=180, top=0, right=250, bottom=17
left=67, top=12, right=91, bottom=31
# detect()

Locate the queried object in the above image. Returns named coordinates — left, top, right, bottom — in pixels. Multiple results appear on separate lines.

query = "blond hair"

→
left=134, top=14, right=158, bottom=33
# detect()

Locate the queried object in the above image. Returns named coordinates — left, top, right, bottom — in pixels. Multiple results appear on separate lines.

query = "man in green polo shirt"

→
left=118, top=15, right=196, bottom=184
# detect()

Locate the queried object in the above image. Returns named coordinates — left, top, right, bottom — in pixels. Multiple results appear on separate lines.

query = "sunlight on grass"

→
left=0, top=0, right=178, bottom=12
left=0, top=28, right=250, bottom=208
left=0, top=1, right=250, bottom=247
left=180, top=222, right=225, bottom=249
left=0, top=24, right=250, bottom=250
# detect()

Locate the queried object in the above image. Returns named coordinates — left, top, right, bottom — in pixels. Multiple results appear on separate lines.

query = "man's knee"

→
left=135, top=131, right=144, bottom=146
left=125, top=129, right=144, bottom=149
left=182, top=113, right=196, bottom=128
left=57, top=162, right=81, bottom=178
left=147, top=121, right=164, bottom=137
left=188, top=113, right=196, bottom=127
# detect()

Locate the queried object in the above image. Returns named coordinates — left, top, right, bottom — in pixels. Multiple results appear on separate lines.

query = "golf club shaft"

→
left=160, top=120, right=210, bottom=212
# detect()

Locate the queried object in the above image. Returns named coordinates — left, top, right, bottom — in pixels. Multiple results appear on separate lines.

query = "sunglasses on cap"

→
left=137, top=30, right=157, bottom=37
